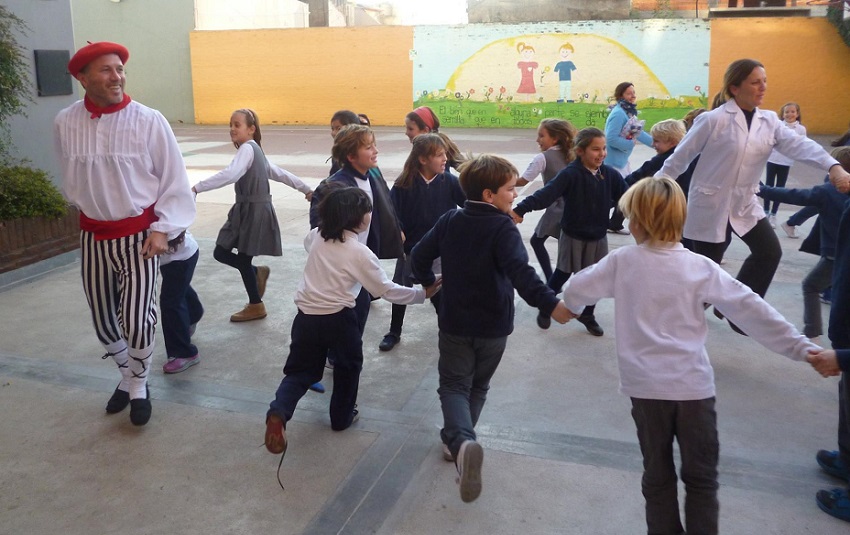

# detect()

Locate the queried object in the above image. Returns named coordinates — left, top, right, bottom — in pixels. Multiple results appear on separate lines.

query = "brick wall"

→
left=0, top=208, right=80, bottom=274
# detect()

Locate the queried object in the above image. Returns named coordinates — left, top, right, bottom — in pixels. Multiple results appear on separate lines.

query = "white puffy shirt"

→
left=562, top=242, right=819, bottom=401
left=295, top=228, right=425, bottom=315
left=54, top=100, right=195, bottom=239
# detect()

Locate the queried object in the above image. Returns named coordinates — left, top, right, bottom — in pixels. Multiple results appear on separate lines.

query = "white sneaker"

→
left=781, top=222, right=798, bottom=239
left=456, top=440, right=483, bottom=503
left=768, top=214, right=776, bottom=228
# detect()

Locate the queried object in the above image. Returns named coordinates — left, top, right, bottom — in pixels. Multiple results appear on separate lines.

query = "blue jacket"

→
left=514, top=161, right=628, bottom=241
left=624, top=148, right=698, bottom=198
left=390, top=172, right=466, bottom=254
left=604, top=104, right=653, bottom=171
left=410, top=201, right=558, bottom=338
left=759, top=180, right=848, bottom=258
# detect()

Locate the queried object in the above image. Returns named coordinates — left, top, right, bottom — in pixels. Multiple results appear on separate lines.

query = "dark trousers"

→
left=437, top=332, right=507, bottom=457
left=213, top=245, right=260, bottom=304
left=609, top=206, right=626, bottom=231
left=839, top=373, right=850, bottom=475
left=764, top=162, right=790, bottom=214
left=787, top=205, right=819, bottom=227
left=269, top=308, right=363, bottom=431
left=159, top=250, right=203, bottom=359
left=692, top=217, right=781, bottom=298
left=631, top=397, right=719, bottom=535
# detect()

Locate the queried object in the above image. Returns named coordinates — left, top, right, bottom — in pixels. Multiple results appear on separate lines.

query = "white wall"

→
left=195, top=0, right=309, bottom=30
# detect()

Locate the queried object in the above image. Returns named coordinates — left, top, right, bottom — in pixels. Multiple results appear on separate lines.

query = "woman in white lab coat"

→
left=656, top=59, right=850, bottom=329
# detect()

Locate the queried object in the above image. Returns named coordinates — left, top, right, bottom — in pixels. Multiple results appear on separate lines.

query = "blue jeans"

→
left=787, top=205, right=818, bottom=227
left=159, top=250, right=203, bottom=359
left=764, top=162, right=790, bottom=214
left=437, top=332, right=507, bottom=457
left=269, top=307, right=363, bottom=431
left=631, top=397, right=719, bottom=535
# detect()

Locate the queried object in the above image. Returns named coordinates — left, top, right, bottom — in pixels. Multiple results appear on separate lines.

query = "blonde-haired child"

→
left=560, top=176, right=823, bottom=534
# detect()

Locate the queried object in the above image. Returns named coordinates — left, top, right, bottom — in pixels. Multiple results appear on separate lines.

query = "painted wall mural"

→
left=412, top=20, right=710, bottom=129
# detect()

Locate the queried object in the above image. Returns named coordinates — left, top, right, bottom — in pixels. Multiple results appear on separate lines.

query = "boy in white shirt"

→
left=560, top=177, right=823, bottom=534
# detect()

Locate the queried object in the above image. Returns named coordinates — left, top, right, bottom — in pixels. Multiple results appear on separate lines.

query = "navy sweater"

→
left=410, top=201, right=558, bottom=338
left=829, top=199, right=850, bottom=370
left=390, top=172, right=466, bottom=254
left=624, top=148, right=699, bottom=197
left=513, top=161, right=628, bottom=241
left=759, top=180, right=848, bottom=258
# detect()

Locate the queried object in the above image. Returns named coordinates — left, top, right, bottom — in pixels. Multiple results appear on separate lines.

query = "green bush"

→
left=0, top=166, right=67, bottom=220
left=828, top=4, right=850, bottom=49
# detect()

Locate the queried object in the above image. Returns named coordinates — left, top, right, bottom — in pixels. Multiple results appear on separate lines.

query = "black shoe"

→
left=577, top=316, right=604, bottom=336
left=129, top=386, right=152, bottom=426
left=536, top=312, right=551, bottom=330
left=378, top=332, right=400, bottom=351
left=105, top=386, right=130, bottom=414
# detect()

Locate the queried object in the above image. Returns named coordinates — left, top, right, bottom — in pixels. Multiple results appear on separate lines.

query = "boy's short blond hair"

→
left=332, top=124, right=374, bottom=167
left=831, top=146, right=850, bottom=172
left=650, top=119, right=686, bottom=145
left=458, top=154, right=517, bottom=201
left=618, top=177, right=686, bottom=244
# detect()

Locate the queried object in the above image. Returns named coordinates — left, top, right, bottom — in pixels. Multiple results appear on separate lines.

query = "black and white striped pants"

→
left=80, top=230, right=159, bottom=351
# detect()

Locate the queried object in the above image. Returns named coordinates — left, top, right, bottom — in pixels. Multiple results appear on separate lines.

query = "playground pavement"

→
left=0, top=125, right=847, bottom=534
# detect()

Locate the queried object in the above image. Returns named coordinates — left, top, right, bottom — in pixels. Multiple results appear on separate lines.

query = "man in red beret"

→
left=54, top=42, right=195, bottom=426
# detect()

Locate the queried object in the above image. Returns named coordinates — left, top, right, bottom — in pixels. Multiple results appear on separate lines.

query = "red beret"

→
left=68, top=42, right=129, bottom=77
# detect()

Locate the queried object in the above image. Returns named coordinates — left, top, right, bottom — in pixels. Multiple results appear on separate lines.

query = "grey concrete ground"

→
left=1, top=126, right=847, bottom=534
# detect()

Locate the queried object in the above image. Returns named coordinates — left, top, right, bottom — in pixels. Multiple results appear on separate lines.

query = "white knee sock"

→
left=127, top=345, right=153, bottom=399
left=104, top=341, right=130, bottom=392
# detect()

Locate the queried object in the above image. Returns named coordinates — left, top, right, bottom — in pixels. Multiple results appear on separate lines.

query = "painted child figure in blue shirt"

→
left=410, top=154, right=571, bottom=503
left=378, top=134, right=465, bottom=352
left=553, top=43, right=577, bottom=103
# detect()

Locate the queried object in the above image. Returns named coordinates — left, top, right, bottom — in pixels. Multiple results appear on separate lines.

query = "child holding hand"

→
left=560, top=177, right=822, bottom=535
left=265, top=187, right=440, bottom=457
left=411, top=154, right=570, bottom=503
left=193, top=108, right=312, bottom=322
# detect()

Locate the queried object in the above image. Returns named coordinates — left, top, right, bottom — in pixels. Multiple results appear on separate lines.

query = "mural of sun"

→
left=444, top=33, right=670, bottom=104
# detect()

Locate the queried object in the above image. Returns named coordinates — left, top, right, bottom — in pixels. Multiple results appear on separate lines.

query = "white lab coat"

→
left=656, top=99, right=838, bottom=243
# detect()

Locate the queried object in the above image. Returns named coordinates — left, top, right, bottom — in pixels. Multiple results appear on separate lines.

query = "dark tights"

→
left=213, top=245, right=261, bottom=304
left=530, top=235, right=553, bottom=283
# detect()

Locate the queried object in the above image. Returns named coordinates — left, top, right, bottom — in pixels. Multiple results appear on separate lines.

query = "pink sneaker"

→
left=163, top=354, right=200, bottom=374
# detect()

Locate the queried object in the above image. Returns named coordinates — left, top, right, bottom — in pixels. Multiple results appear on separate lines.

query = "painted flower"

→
left=694, top=85, right=701, bottom=92
left=500, top=86, right=507, bottom=94
left=487, top=87, right=494, bottom=94
left=583, top=93, right=589, bottom=99
left=455, top=92, right=462, bottom=98
left=469, top=88, right=475, bottom=94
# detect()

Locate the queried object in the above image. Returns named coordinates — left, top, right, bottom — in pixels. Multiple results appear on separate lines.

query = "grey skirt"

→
left=556, top=233, right=608, bottom=273
left=534, top=197, right=565, bottom=239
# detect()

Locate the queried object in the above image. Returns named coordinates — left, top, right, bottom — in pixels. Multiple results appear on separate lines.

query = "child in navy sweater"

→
left=265, top=187, right=440, bottom=458
left=378, top=134, right=465, bottom=352
left=511, top=127, right=628, bottom=336
left=758, top=147, right=850, bottom=340
left=410, top=155, right=570, bottom=503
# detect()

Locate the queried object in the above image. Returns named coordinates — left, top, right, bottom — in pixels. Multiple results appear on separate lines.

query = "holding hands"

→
left=829, top=164, right=850, bottom=194
left=510, top=210, right=523, bottom=224
left=424, top=278, right=443, bottom=299
left=548, top=301, right=576, bottom=324
left=807, top=349, right=841, bottom=378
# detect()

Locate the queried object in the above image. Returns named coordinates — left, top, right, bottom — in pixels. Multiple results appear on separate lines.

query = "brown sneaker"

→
left=265, top=414, right=287, bottom=454
left=230, top=302, right=267, bottom=322
left=256, top=266, right=270, bottom=299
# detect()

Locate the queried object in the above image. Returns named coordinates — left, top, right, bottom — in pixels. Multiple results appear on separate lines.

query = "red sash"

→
left=79, top=204, right=158, bottom=241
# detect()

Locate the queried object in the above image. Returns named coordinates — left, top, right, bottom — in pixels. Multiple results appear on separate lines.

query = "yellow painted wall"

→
left=710, top=18, right=850, bottom=135
left=190, top=26, right=413, bottom=126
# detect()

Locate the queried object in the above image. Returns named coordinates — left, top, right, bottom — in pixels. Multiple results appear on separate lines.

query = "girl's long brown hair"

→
left=395, top=134, right=447, bottom=189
